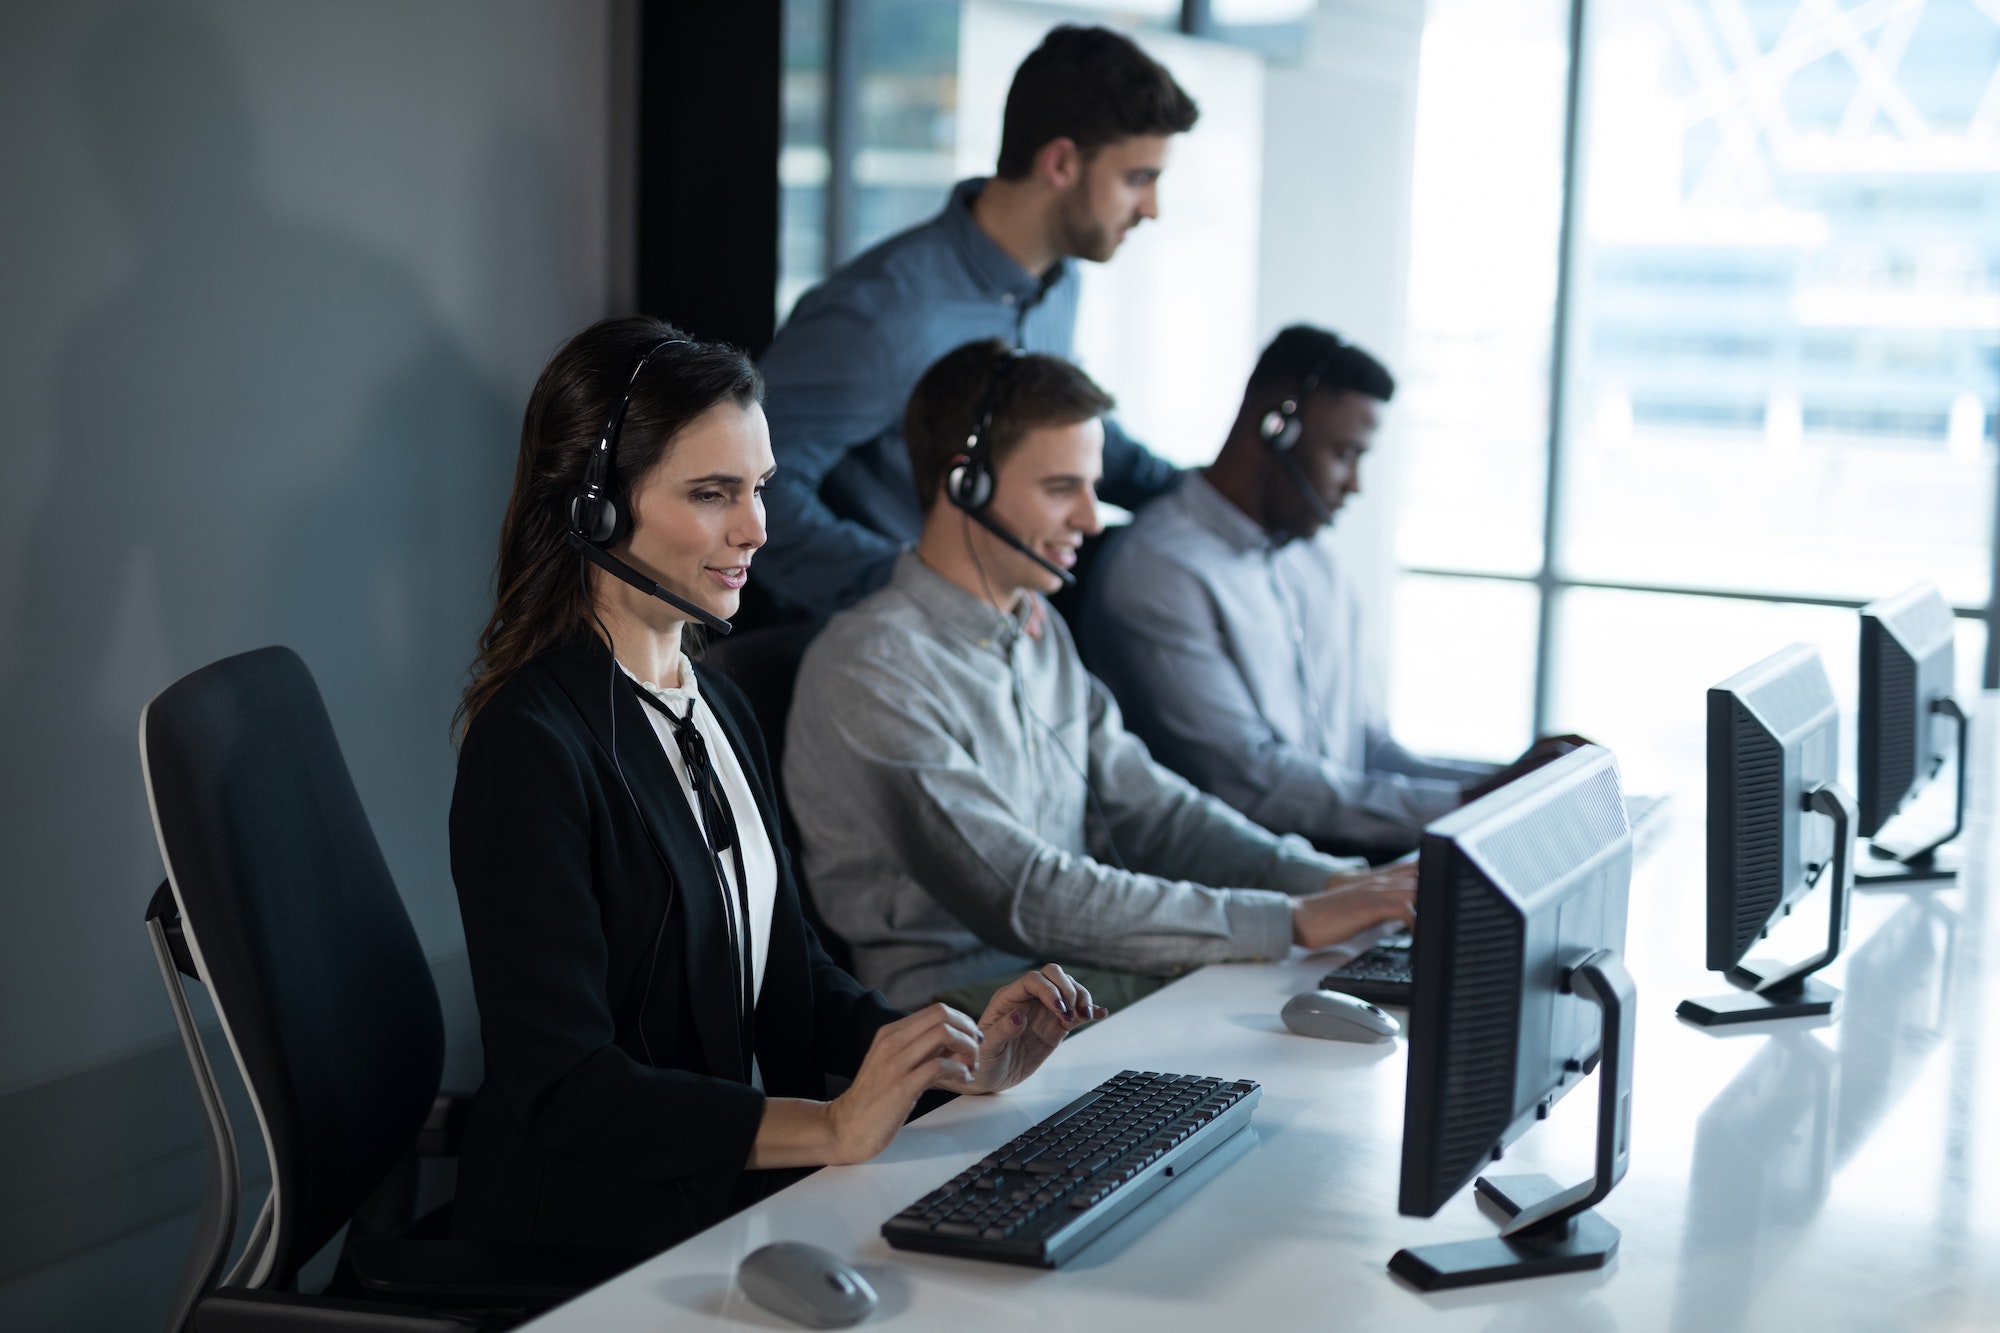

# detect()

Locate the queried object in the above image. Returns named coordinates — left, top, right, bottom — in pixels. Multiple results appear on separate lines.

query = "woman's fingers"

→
left=875, top=1003, right=979, bottom=1056
left=1040, top=964, right=1106, bottom=1022
left=1029, top=964, right=1077, bottom=1020
left=927, top=1056, right=974, bottom=1089
left=981, top=965, right=1110, bottom=1028
left=873, top=1004, right=981, bottom=1076
left=1065, top=976, right=1104, bottom=1023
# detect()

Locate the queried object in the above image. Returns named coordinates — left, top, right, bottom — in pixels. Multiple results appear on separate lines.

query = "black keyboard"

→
left=881, top=1070, right=1261, bottom=1268
left=1318, top=931, right=1415, bottom=1006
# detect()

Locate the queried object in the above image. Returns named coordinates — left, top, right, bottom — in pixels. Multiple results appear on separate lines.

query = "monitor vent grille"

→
left=1435, top=863, right=1524, bottom=1190
left=1729, top=711, right=1785, bottom=959
left=1474, top=763, right=1627, bottom=897
left=1862, top=645, right=1918, bottom=832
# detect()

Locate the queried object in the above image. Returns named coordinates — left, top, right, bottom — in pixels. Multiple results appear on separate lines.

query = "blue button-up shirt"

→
left=755, top=179, right=1180, bottom=616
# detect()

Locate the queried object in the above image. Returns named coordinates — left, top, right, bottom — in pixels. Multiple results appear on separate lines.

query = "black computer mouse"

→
left=737, top=1241, right=879, bottom=1329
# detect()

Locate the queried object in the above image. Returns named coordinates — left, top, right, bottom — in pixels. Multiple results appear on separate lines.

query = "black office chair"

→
left=697, top=621, right=853, bottom=973
left=141, top=646, right=638, bottom=1333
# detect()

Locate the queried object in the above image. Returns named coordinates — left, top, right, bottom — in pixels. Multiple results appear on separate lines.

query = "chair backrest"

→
left=698, top=621, right=822, bottom=771
left=141, top=646, right=443, bottom=1288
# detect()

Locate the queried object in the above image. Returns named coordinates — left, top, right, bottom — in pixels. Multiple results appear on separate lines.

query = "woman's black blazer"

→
left=448, top=634, right=903, bottom=1252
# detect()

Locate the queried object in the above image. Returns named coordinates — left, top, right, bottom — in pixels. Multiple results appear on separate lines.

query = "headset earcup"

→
left=572, top=491, right=622, bottom=546
left=1260, top=408, right=1302, bottom=452
left=947, top=460, right=993, bottom=510
left=598, top=493, right=629, bottom=546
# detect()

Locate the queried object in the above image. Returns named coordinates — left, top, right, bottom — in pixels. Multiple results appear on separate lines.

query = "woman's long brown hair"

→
left=455, top=316, right=761, bottom=740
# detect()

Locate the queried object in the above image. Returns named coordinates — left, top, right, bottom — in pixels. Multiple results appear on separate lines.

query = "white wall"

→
left=1258, top=0, right=1431, bottom=709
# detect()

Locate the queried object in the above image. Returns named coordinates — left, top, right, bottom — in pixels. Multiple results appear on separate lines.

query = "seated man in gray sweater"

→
left=784, top=339, right=1415, bottom=1010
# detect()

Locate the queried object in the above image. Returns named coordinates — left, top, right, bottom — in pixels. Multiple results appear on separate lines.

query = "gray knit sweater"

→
left=783, top=551, right=1358, bottom=1008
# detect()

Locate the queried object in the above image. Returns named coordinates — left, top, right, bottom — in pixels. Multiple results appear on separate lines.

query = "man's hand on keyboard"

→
left=1292, top=862, right=1418, bottom=950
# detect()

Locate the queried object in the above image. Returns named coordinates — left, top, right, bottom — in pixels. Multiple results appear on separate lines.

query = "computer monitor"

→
left=1678, top=643, right=1855, bottom=1027
left=1390, top=744, right=1634, bottom=1290
left=1856, top=583, right=1966, bottom=885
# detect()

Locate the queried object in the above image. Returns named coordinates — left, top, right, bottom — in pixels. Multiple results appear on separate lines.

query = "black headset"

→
left=945, top=348, right=1017, bottom=510
left=1257, top=340, right=1341, bottom=452
left=945, top=349, right=1077, bottom=586
left=1255, top=339, right=1342, bottom=526
left=565, top=337, right=734, bottom=635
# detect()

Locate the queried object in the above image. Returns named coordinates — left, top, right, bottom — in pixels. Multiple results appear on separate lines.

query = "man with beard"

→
left=749, top=25, right=1197, bottom=621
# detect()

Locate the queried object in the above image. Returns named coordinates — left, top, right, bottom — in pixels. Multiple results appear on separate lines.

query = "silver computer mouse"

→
left=738, top=1241, right=878, bottom=1329
left=1282, top=989, right=1401, bottom=1042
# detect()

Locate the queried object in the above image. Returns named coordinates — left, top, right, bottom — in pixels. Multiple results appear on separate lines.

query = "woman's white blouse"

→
left=622, top=658, right=778, bottom=1008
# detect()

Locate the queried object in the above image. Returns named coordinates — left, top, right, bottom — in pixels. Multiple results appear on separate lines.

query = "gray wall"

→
left=0, top=2, right=625, bottom=1326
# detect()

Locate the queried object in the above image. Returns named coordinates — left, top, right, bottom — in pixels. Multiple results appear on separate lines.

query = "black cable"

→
left=583, top=561, right=675, bottom=1067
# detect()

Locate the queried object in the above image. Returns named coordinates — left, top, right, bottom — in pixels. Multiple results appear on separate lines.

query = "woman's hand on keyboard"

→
left=963, top=964, right=1107, bottom=1096
left=821, top=1003, right=988, bottom=1163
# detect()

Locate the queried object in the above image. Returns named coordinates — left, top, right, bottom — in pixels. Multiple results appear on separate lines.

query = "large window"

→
left=779, top=0, right=963, bottom=322
left=1393, top=0, right=1999, bottom=797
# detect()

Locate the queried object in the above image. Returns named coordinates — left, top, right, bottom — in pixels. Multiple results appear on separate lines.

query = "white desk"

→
left=525, top=726, right=2000, bottom=1332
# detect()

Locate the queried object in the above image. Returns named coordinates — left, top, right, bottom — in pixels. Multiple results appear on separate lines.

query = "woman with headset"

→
left=449, top=316, right=1101, bottom=1251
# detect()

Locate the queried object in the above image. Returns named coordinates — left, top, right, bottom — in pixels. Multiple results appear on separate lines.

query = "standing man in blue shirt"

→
left=752, top=25, right=1196, bottom=620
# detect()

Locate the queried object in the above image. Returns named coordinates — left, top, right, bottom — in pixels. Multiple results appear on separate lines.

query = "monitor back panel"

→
left=1706, top=645, right=1839, bottom=973
left=1399, top=748, right=1631, bottom=1217
left=1858, top=586, right=1957, bottom=838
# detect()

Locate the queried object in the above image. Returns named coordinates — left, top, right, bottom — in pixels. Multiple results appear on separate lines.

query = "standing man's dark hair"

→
left=997, top=26, right=1199, bottom=179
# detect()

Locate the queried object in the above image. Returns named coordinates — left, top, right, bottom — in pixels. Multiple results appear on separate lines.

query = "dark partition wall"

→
left=639, top=0, right=783, bottom=355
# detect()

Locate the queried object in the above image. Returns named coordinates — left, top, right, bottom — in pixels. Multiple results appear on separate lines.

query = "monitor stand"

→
left=1680, top=783, right=1853, bottom=1027
left=1676, top=971, right=1840, bottom=1024
left=1856, top=697, right=1966, bottom=888
left=1855, top=840, right=1961, bottom=886
left=1390, top=952, right=1633, bottom=1290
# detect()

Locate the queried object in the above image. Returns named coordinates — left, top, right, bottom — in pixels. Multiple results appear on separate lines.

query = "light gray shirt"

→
left=784, top=551, right=1356, bottom=1008
left=1083, top=473, right=1491, bottom=848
